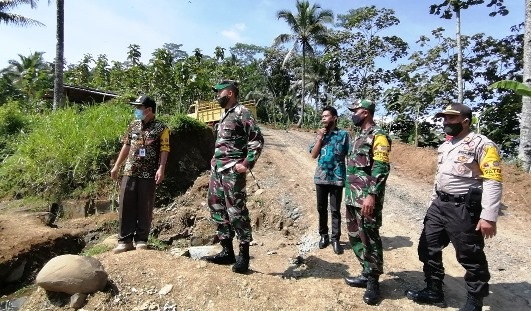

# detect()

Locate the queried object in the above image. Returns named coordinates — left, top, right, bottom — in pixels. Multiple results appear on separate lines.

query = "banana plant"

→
left=488, top=80, right=531, bottom=97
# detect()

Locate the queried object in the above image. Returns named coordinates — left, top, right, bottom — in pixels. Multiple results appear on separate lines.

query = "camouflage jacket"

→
left=344, top=124, right=391, bottom=207
left=309, top=128, right=350, bottom=186
left=122, top=119, right=170, bottom=178
left=211, top=103, right=264, bottom=172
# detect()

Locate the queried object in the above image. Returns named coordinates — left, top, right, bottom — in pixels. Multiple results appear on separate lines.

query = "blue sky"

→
left=0, top=0, right=525, bottom=68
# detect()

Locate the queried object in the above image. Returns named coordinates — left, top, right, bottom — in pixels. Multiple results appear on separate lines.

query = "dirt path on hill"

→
left=14, top=126, right=531, bottom=310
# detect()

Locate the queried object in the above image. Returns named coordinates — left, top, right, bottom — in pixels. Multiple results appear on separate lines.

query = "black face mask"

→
left=351, top=114, right=365, bottom=127
left=217, top=95, right=229, bottom=108
left=443, top=122, right=463, bottom=136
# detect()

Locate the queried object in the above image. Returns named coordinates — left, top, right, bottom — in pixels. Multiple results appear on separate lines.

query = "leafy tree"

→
left=429, top=0, right=509, bottom=104
left=230, top=43, right=266, bottom=65
left=149, top=48, right=178, bottom=113
left=0, top=0, right=44, bottom=27
left=258, top=47, right=295, bottom=125
left=274, top=0, right=333, bottom=127
left=126, top=44, right=142, bottom=67
left=91, top=54, right=110, bottom=89
left=162, top=43, right=188, bottom=61
left=65, top=53, right=93, bottom=86
left=336, top=6, right=408, bottom=102
left=388, top=26, right=523, bottom=155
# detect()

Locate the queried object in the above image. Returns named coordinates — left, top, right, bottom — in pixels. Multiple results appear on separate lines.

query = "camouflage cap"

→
left=347, top=99, right=375, bottom=113
left=435, top=103, right=472, bottom=119
left=212, top=80, right=239, bottom=92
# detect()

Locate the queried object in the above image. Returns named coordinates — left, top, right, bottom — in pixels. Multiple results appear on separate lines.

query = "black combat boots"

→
left=344, top=273, right=369, bottom=288
left=459, top=293, right=483, bottom=311
left=363, top=275, right=381, bottom=305
left=202, top=238, right=236, bottom=265
left=232, top=242, right=250, bottom=274
left=405, top=280, right=446, bottom=307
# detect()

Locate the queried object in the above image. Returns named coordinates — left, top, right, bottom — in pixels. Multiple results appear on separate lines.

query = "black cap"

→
left=131, top=95, right=156, bottom=111
left=435, top=103, right=472, bottom=119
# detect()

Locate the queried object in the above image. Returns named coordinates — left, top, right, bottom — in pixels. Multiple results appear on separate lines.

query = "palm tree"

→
left=521, top=0, right=531, bottom=173
left=274, top=0, right=333, bottom=127
left=53, top=0, right=64, bottom=110
left=214, top=46, right=225, bottom=62
left=0, top=0, right=44, bottom=27
left=1, top=51, right=51, bottom=103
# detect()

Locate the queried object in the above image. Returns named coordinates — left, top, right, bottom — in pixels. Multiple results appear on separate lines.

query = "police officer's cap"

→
left=435, top=103, right=472, bottom=119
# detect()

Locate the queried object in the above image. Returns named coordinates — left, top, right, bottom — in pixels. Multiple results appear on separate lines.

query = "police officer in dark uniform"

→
left=406, top=103, right=503, bottom=311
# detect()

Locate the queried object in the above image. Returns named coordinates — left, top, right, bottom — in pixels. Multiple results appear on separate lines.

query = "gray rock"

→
left=36, top=254, right=108, bottom=294
left=188, top=245, right=220, bottom=260
left=70, top=293, right=87, bottom=309
left=158, top=284, right=173, bottom=295
left=6, top=259, right=26, bottom=282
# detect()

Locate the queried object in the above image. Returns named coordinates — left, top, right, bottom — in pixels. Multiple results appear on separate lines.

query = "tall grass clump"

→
left=159, top=113, right=208, bottom=135
left=0, top=101, right=33, bottom=162
left=0, top=101, right=131, bottom=201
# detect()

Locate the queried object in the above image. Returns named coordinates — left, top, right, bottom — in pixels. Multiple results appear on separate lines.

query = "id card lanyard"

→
left=139, top=128, right=146, bottom=157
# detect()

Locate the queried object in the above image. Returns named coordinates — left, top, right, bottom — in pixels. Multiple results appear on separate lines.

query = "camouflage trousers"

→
left=207, top=167, right=252, bottom=243
left=346, top=204, right=384, bottom=276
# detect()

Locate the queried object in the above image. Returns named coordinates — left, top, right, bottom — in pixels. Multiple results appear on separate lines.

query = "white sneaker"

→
left=112, top=242, right=134, bottom=254
left=135, top=241, right=148, bottom=250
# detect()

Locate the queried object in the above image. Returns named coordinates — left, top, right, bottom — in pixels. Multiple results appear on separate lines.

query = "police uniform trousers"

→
left=207, top=167, right=252, bottom=242
left=316, top=184, right=343, bottom=241
left=346, top=204, right=384, bottom=276
left=118, top=176, right=156, bottom=243
left=418, top=197, right=490, bottom=297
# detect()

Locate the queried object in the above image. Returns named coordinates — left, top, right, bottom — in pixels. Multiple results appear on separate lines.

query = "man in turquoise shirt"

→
left=309, top=106, right=350, bottom=254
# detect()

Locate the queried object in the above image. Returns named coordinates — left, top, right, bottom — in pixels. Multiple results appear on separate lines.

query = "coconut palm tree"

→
left=523, top=0, right=531, bottom=172
left=53, top=0, right=64, bottom=110
left=1, top=51, right=52, bottom=103
left=274, top=0, right=333, bottom=127
left=0, top=0, right=44, bottom=27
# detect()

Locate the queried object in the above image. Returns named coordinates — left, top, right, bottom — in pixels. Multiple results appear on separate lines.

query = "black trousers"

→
left=118, top=176, right=156, bottom=243
left=316, top=184, right=343, bottom=241
left=418, top=197, right=490, bottom=297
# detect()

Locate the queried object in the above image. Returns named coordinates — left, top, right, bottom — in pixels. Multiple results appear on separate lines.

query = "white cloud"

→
left=221, top=23, right=247, bottom=43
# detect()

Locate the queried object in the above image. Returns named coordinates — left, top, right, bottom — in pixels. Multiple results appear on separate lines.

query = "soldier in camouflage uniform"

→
left=406, top=103, right=503, bottom=311
left=202, top=80, right=264, bottom=274
left=110, top=95, right=170, bottom=254
left=343, top=99, right=391, bottom=306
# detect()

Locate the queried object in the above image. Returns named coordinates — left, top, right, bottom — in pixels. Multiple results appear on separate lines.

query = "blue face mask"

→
left=134, top=108, right=145, bottom=120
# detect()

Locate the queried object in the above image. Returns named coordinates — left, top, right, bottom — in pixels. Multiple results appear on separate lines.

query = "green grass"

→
left=0, top=100, right=131, bottom=201
left=81, top=243, right=112, bottom=256
left=148, top=235, right=168, bottom=251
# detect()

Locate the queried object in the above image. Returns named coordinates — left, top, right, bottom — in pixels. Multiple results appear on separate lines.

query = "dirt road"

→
left=19, top=126, right=531, bottom=310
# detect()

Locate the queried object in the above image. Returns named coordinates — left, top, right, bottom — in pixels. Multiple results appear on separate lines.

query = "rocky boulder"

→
left=35, top=254, right=108, bottom=294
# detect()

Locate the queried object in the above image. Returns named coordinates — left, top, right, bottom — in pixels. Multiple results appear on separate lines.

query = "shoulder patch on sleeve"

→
left=372, top=134, right=390, bottom=163
left=479, top=145, right=502, bottom=182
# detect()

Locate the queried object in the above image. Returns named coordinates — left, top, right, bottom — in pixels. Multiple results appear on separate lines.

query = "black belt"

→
left=436, top=191, right=465, bottom=203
